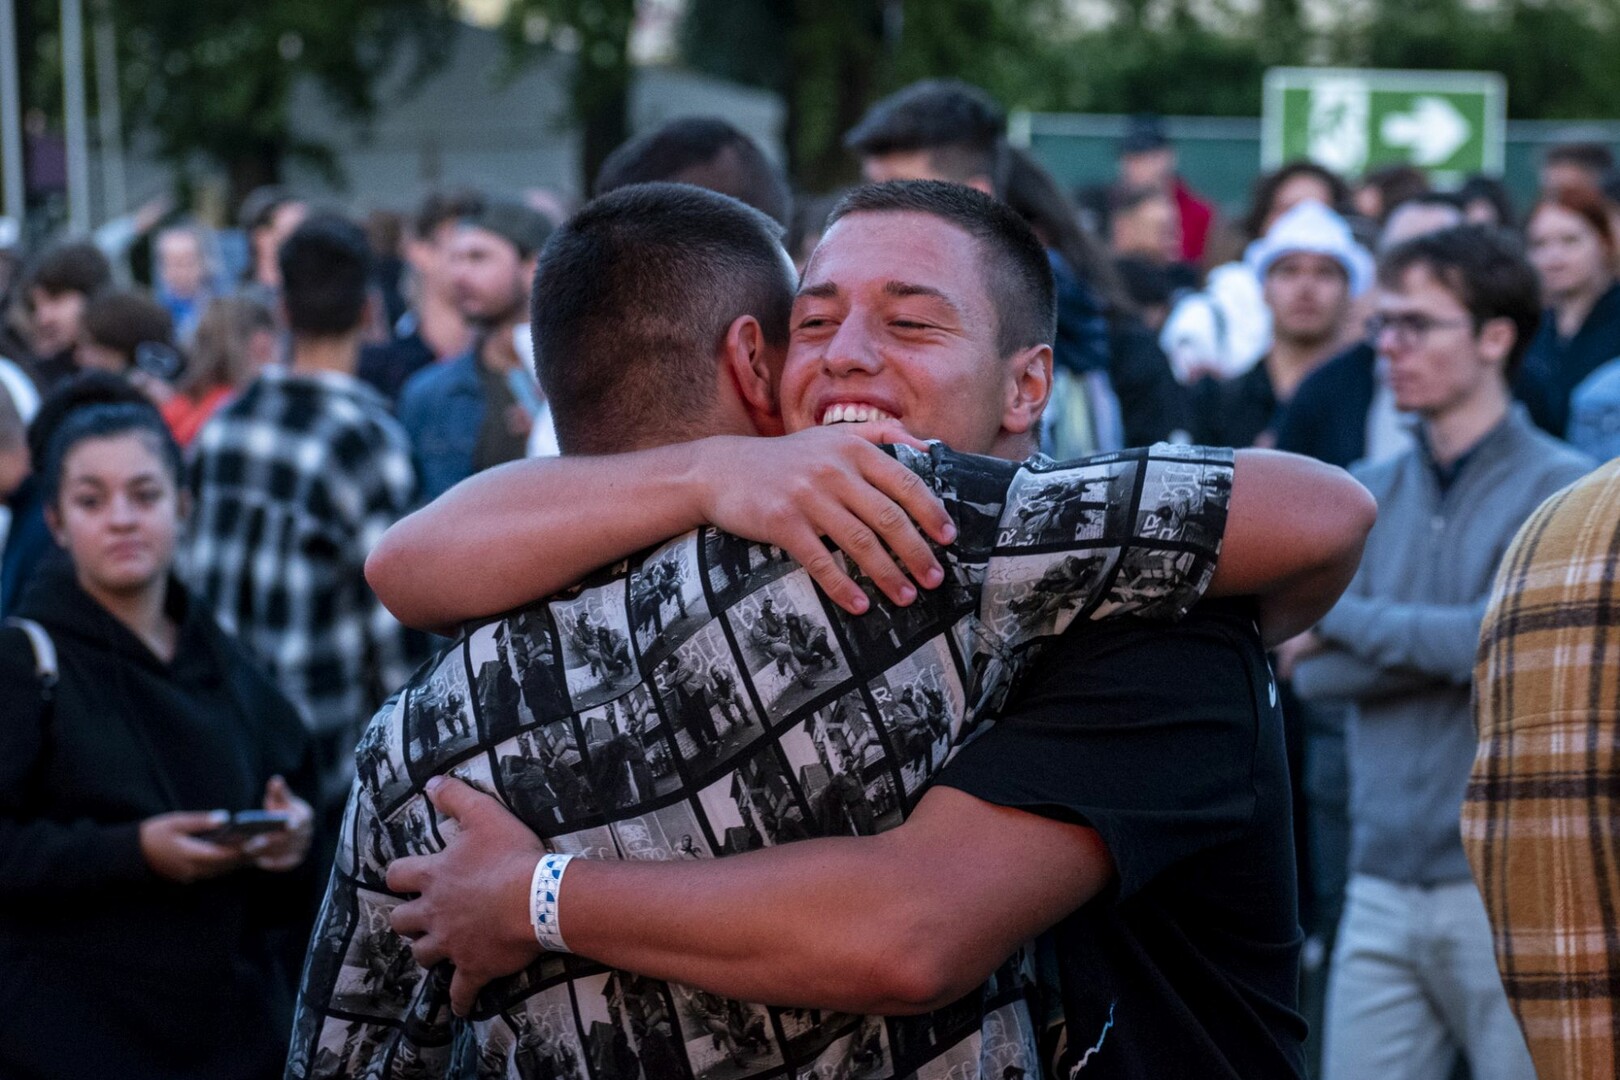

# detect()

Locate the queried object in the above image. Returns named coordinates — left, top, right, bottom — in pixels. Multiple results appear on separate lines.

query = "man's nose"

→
left=822, top=315, right=884, bottom=376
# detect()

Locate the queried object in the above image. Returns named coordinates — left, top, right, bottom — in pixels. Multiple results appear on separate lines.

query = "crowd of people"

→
left=0, top=73, right=1617, bottom=1080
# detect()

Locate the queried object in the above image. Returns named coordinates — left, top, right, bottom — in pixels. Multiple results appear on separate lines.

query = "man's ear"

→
left=721, top=315, right=785, bottom=436
left=1001, top=344, right=1054, bottom=437
left=965, top=175, right=996, bottom=197
left=176, top=488, right=193, bottom=527
left=1478, top=316, right=1516, bottom=371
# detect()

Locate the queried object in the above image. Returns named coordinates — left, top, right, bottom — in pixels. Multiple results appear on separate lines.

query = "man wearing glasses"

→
left=1292, top=225, right=1593, bottom=1080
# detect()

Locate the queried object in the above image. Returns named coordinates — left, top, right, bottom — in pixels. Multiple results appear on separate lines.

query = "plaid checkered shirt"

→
left=187, top=366, right=420, bottom=807
left=1464, top=457, right=1620, bottom=1080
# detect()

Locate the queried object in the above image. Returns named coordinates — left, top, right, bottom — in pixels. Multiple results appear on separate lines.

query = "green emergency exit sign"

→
left=1263, top=67, right=1506, bottom=178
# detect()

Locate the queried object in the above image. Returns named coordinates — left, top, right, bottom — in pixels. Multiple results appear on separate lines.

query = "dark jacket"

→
left=0, top=476, right=54, bottom=618
left=357, top=325, right=435, bottom=403
left=0, top=559, right=317, bottom=1080
left=1047, top=252, right=1187, bottom=452
left=1109, top=309, right=1188, bottom=445
left=396, top=346, right=484, bottom=504
left=1518, top=282, right=1620, bottom=437
left=1275, top=342, right=1377, bottom=468
left=1190, top=361, right=1280, bottom=449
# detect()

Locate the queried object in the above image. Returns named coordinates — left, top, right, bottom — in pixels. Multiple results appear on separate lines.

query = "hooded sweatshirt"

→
left=0, top=557, right=317, bottom=1080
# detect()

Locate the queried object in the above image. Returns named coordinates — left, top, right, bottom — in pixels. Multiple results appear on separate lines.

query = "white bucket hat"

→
left=1245, top=200, right=1375, bottom=297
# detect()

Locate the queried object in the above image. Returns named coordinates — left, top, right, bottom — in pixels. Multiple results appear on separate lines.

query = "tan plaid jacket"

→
left=1464, top=457, right=1620, bottom=1080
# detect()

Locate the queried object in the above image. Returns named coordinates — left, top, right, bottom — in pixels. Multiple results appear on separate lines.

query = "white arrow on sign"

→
left=1379, top=96, right=1471, bottom=166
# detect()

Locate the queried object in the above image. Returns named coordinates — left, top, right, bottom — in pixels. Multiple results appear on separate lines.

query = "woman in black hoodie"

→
left=0, top=402, right=318, bottom=1080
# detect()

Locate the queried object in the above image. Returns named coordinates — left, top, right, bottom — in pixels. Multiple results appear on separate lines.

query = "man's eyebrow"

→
left=796, top=281, right=839, bottom=300
left=883, top=281, right=960, bottom=311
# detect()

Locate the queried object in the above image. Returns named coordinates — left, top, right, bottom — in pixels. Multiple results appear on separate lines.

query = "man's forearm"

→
left=394, top=786, right=1109, bottom=1015
left=557, top=792, right=1108, bottom=1014
left=367, top=443, right=708, bottom=631
left=1316, top=594, right=1486, bottom=683
left=1292, top=645, right=1442, bottom=703
left=560, top=833, right=957, bottom=1014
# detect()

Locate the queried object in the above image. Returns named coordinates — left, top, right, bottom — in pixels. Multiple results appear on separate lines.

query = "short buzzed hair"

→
left=596, top=119, right=791, bottom=227
left=824, top=180, right=1056, bottom=357
left=1378, top=224, right=1542, bottom=380
left=843, top=79, right=1006, bottom=183
left=531, top=183, right=794, bottom=455
left=279, top=213, right=372, bottom=337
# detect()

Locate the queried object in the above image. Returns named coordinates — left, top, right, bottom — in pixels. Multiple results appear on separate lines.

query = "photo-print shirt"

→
left=288, top=441, right=1235, bottom=1080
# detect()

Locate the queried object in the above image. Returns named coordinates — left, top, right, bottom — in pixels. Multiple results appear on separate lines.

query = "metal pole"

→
left=0, top=0, right=25, bottom=222
left=91, top=1, right=123, bottom=222
left=61, top=0, right=91, bottom=233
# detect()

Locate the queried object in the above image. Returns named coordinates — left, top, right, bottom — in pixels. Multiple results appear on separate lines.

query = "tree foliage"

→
left=682, top=0, right=1620, bottom=191
left=498, top=0, right=637, bottom=193
left=36, top=0, right=459, bottom=203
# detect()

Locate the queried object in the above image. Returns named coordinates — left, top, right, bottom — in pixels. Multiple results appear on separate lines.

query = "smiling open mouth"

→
left=820, top=403, right=897, bottom=425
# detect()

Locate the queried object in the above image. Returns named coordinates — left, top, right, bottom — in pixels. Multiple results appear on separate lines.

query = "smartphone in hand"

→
left=196, top=810, right=294, bottom=845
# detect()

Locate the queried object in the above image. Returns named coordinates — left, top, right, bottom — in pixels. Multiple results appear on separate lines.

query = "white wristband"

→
left=530, top=853, right=574, bottom=952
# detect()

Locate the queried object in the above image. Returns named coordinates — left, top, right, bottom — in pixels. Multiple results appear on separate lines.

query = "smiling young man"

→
left=291, top=182, right=1372, bottom=1080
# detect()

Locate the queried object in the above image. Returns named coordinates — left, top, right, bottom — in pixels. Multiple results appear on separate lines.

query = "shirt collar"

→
left=1415, top=404, right=1522, bottom=492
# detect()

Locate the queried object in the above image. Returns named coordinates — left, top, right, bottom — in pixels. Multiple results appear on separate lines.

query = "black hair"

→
left=825, top=180, right=1056, bottom=356
left=1457, top=175, right=1516, bottom=227
left=530, top=182, right=794, bottom=456
left=238, top=185, right=297, bottom=232
left=39, top=401, right=182, bottom=508
left=1357, top=164, right=1431, bottom=222
left=414, top=189, right=486, bottom=241
left=25, top=241, right=112, bottom=300
left=27, top=371, right=151, bottom=465
left=1392, top=190, right=1464, bottom=214
left=843, top=79, right=1007, bottom=185
left=596, top=118, right=792, bottom=227
left=1545, top=142, right=1616, bottom=175
left=1377, top=224, right=1542, bottom=381
left=1001, top=147, right=1129, bottom=315
left=278, top=213, right=372, bottom=337
left=1241, top=161, right=1351, bottom=241
left=82, top=290, right=177, bottom=368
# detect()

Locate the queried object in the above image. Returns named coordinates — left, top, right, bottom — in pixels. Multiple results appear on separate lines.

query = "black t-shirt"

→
left=936, top=598, right=1306, bottom=1079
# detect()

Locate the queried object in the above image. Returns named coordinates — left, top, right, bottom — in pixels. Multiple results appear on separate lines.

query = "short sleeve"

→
left=951, top=443, right=1232, bottom=653
left=934, top=600, right=1265, bottom=900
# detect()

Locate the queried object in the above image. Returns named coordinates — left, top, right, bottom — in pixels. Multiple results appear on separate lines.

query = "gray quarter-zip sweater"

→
left=1294, top=404, right=1593, bottom=885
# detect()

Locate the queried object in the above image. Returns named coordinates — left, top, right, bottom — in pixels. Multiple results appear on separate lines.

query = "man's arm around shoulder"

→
left=389, top=779, right=1111, bottom=1017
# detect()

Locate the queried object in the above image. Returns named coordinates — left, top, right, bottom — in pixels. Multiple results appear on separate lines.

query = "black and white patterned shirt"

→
left=187, top=367, right=419, bottom=805
left=288, top=441, right=1234, bottom=1080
